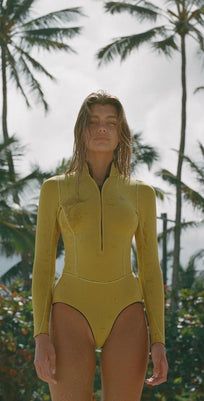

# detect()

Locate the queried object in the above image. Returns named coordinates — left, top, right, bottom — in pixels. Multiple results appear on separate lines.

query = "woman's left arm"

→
left=134, top=182, right=168, bottom=385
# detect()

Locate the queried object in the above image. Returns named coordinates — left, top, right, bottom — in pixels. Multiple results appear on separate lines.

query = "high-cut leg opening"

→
left=52, top=301, right=97, bottom=348
left=100, top=301, right=144, bottom=350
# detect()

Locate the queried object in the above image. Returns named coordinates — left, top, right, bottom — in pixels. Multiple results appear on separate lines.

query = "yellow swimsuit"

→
left=31, top=160, right=165, bottom=349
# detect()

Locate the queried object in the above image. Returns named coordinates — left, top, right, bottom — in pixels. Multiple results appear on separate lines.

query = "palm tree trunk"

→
left=1, top=45, right=16, bottom=181
left=1, top=45, right=19, bottom=204
left=171, top=34, right=187, bottom=312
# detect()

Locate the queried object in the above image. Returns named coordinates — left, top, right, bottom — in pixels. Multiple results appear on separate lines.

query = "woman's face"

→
left=84, top=103, right=120, bottom=155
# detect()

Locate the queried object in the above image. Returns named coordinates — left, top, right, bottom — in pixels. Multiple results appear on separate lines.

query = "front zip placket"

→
left=88, top=176, right=109, bottom=253
left=100, top=187, right=103, bottom=251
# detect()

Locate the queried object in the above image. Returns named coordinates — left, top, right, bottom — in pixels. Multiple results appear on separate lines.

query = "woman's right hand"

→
left=34, top=333, right=57, bottom=384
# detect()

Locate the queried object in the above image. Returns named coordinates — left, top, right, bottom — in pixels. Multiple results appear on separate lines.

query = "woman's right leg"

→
left=48, top=302, right=96, bottom=401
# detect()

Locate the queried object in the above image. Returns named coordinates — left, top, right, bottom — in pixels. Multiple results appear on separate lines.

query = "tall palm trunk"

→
left=1, top=45, right=16, bottom=181
left=2, top=45, right=20, bottom=204
left=171, top=34, right=187, bottom=311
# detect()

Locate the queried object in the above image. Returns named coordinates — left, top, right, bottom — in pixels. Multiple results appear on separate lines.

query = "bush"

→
left=0, top=279, right=50, bottom=401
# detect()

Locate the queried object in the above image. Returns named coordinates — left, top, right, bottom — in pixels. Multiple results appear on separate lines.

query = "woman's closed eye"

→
left=89, top=121, right=117, bottom=127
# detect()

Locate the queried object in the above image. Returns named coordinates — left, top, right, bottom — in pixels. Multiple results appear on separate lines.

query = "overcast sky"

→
left=1, top=0, right=204, bottom=278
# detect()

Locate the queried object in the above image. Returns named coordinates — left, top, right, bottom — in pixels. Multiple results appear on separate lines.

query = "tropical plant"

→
left=0, top=136, right=68, bottom=285
left=0, top=138, right=39, bottom=252
left=96, top=0, right=204, bottom=311
left=0, top=1, right=85, bottom=183
left=0, top=279, right=50, bottom=401
left=157, top=139, right=204, bottom=288
left=158, top=140, right=204, bottom=213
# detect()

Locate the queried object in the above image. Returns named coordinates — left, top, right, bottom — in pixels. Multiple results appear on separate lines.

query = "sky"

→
left=1, top=0, right=204, bottom=279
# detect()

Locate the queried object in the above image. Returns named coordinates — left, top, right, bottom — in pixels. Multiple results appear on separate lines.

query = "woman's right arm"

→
left=31, top=177, right=60, bottom=383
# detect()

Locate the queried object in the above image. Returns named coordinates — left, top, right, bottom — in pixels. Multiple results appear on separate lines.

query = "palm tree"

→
left=158, top=140, right=204, bottom=213
left=0, top=1, right=85, bottom=184
left=96, top=0, right=204, bottom=311
left=0, top=137, right=44, bottom=283
left=130, top=131, right=160, bottom=173
left=156, top=140, right=204, bottom=295
left=179, top=248, right=204, bottom=290
left=0, top=136, right=65, bottom=287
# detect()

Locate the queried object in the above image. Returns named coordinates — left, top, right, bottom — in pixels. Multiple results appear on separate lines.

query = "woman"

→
left=32, top=90, right=168, bottom=401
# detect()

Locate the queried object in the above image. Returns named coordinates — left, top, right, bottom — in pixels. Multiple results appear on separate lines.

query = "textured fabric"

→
left=31, top=160, right=165, bottom=348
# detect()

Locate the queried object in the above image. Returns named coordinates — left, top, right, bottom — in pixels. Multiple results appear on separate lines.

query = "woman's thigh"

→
left=48, top=302, right=96, bottom=401
left=100, top=302, right=150, bottom=401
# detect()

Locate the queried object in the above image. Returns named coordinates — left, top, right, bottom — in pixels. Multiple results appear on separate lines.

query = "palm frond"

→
left=104, top=1, right=159, bottom=22
left=0, top=218, right=35, bottom=256
left=182, top=154, right=204, bottom=183
left=181, top=186, right=204, bottom=212
left=157, top=219, right=200, bottom=242
left=186, top=249, right=204, bottom=271
left=96, top=25, right=166, bottom=65
left=194, top=85, right=204, bottom=93
left=152, top=186, right=167, bottom=201
left=188, top=24, right=204, bottom=50
left=156, top=168, right=179, bottom=185
left=0, top=169, right=41, bottom=198
left=188, top=6, right=204, bottom=26
left=171, top=145, right=204, bottom=183
left=151, top=34, right=179, bottom=57
left=1, top=0, right=22, bottom=18
left=10, top=0, right=35, bottom=23
left=157, top=168, right=204, bottom=212
left=198, top=141, right=204, bottom=157
left=131, top=132, right=160, bottom=171
left=20, top=35, right=76, bottom=54
left=13, top=53, right=49, bottom=111
left=22, top=7, right=85, bottom=30
left=13, top=44, right=56, bottom=81
left=20, top=26, right=82, bottom=41
left=186, top=1, right=204, bottom=6
left=6, top=46, right=31, bottom=108
left=0, top=137, right=18, bottom=152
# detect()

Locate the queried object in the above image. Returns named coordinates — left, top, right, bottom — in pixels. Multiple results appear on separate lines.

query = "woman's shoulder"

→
left=129, top=177, right=155, bottom=193
left=41, top=173, right=68, bottom=186
left=40, top=173, right=76, bottom=196
left=38, top=177, right=58, bottom=203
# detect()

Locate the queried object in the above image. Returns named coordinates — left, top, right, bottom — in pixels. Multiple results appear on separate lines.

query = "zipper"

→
left=89, top=176, right=108, bottom=252
left=100, top=190, right=103, bottom=251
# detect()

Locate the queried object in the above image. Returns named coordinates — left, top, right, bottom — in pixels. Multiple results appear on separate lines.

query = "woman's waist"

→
left=52, top=270, right=143, bottom=298
left=62, top=260, right=134, bottom=281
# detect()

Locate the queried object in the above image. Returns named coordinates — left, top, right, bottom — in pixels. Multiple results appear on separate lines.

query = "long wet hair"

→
left=65, top=90, right=133, bottom=180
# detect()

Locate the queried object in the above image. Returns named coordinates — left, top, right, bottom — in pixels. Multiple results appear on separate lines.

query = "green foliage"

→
left=0, top=278, right=51, bottom=401
left=142, top=287, right=204, bottom=401
left=1, top=277, right=204, bottom=400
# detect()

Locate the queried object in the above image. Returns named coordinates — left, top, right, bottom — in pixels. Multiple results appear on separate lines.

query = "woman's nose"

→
left=98, top=124, right=107, bottom=133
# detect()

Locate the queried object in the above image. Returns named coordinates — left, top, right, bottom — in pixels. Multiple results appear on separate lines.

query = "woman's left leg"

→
left=100, top=302, right=149, bottom=401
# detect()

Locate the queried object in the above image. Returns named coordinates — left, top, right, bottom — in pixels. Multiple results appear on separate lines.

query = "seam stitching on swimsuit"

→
left=57, top=175, right=61, bottom=206
left=62, top=271, right=133, bottom=283
left=59, top=176, right=78, bottom=276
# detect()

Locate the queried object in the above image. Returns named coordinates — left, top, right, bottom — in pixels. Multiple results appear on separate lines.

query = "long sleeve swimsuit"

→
left=31, top=160, right=165, bottom=349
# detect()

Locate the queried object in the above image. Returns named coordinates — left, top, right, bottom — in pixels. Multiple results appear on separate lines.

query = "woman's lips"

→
left=94, top=137, right=109, bottom=140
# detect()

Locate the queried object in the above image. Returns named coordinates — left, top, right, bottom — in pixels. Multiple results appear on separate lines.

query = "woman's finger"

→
left=145, top=356, right=168, bottom=386
left=43, top=357, right=57, bottom=384
left=49, top=344, right=56, bottom=376
left=145, top=374, right=167, bottom=386
left=34, top=358, right=57, bottom=384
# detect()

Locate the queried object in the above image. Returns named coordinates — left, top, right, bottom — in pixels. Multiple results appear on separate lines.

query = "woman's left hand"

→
left=145, top=342, right=168, bottom=386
